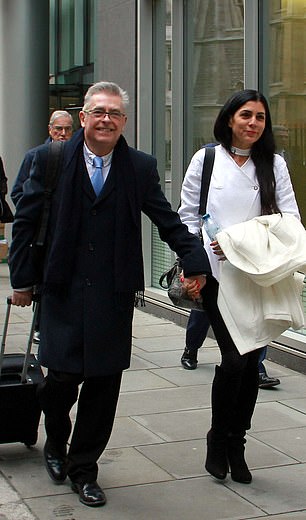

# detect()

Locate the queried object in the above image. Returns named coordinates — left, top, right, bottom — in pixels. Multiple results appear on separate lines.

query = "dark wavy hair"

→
left=214, top=89, right=280, bottom=215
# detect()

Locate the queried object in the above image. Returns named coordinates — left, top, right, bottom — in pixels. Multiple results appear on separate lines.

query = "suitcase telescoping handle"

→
left=0, top=295, right=40, bottom=383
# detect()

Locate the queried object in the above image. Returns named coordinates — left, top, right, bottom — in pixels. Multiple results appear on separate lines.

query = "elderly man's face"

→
left=49, top=116, right=73, bottom=141
left=79, top=92, right=127, bottom=155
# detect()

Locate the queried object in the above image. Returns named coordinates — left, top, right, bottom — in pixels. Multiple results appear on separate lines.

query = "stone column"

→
left=0, top=0, right=49, bottom=195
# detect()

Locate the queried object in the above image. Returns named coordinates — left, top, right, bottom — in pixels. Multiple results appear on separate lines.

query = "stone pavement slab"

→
left=1, top=264, right=306, bottom=519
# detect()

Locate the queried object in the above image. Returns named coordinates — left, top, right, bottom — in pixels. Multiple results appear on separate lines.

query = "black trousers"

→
left=37, top=369, right=122, bottom=483
left=201, top=275, right=260, bottom=434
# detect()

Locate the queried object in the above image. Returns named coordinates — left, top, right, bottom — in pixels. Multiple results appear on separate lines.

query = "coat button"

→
left=253, top=185, right=259, bottom=190
left=88, top=242, right=94, bottom=251
left=85, top=278, right=92, bottom=286
left=91, top=209, right=97, bottom=215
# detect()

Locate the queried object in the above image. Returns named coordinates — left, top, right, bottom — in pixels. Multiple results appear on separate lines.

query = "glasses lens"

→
left=88, top=109, right=123, bottom=120
left=53, top=126, right=72, bottom=132
left=108, top=111, right=123, bottom=120
left=90, top=110, right=105, bottom=118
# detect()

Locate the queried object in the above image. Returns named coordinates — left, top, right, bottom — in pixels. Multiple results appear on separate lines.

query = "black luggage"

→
left=0, top=297, right=44, bottom=446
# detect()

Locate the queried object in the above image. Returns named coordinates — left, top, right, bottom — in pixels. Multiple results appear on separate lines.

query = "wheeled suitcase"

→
left=0, top=297, right=44, bottom=447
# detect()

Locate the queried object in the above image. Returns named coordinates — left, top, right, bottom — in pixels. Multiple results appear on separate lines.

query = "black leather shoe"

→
left=181, top=348, right=198, bottom=370
left=71, top=481, right=106, bottom=507
left=43, top=442, right=67, bottom=484
left=258, top=372, right=280, bottom=389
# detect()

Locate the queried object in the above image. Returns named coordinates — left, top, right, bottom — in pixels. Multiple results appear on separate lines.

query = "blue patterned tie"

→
left=91, top=156, right=104, bottom=195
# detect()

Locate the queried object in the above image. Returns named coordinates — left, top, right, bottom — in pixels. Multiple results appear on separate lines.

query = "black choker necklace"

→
left=230, top=146, right=251, bottom=157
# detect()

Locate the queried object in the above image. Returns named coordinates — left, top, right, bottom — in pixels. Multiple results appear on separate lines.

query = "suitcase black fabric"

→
left=0, top=297, right=44, bottom=446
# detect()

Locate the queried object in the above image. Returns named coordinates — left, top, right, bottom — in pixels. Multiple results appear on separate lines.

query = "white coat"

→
left=178, top=145, right=300, bottom=281
left=216, top=214, right=306, bottom=354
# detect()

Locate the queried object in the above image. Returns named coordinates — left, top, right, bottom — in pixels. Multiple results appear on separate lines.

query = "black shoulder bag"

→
left=199, top=146, right=215, bottom=216
left=159, top=146, right=215, bottom=309
left=31, top=141, right=64, bottom=282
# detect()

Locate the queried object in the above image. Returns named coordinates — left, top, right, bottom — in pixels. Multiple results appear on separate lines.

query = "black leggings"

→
left=201, top=275, right=260, bottom=434
left=201, top=275, right=260, bottom=372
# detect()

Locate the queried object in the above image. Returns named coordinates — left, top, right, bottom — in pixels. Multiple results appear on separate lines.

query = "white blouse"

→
left=178, top=144, right=300, bottom=280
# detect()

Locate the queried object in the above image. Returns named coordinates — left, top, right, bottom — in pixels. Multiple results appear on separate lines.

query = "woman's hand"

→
left=210, top=240, right=226, bottom=261
left=183, top=274, right=206, bottom=300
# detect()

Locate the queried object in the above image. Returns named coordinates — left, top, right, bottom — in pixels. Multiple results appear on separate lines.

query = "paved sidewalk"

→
left=1, top=263, right=306, bottom=519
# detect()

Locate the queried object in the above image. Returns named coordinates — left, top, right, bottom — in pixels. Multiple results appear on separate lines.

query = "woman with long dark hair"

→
left=179, top=90, right=300, bottom=484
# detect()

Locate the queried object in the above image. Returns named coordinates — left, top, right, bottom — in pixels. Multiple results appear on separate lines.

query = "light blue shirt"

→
left=83, top=142, right=113, bottom=184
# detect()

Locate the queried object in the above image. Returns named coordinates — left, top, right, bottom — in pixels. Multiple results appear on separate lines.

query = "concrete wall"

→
left=95, top=0, right=137, bottom=147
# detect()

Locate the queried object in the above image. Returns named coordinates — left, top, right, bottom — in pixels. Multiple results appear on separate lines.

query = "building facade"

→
left=0, top=0, right=305, bottom=357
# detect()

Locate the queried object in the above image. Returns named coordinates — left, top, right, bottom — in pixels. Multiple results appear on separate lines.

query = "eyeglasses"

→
left=84, top=109, right=126, bottom=121
left=52, top=126, right=73, bottom=132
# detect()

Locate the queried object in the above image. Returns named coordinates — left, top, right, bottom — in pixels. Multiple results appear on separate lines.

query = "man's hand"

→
left=11, top=290, right=33, bottom=307
left=183, top=274, right=206, bottom=300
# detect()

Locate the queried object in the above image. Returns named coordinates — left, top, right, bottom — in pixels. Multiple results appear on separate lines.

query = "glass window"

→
left=49, top=0, right=93, bottom=116
left=151, top=0, right=173, bottom=287
left=151, top=0, right=244, bottom=288
left=58, top=0, right=74, bottom=72
left=261, top=0, right=306, bottom=337
left=263, top=0, right=306, bottom=225
left=186, top=0, right=244, bottom=156
left=86, top=0, right=95, bottom=64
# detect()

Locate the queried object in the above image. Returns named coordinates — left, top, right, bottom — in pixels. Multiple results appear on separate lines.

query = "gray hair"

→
left=83, top=81, right=129, bottom=111
left=49, top=110, right=73, bottom=126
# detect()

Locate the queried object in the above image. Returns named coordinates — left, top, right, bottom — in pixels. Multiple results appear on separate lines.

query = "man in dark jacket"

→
left=11, top=110, right=73, bottom=206
left=10, top=110, right=73, bottom=344
left=9, top=81, right=210, bottom=508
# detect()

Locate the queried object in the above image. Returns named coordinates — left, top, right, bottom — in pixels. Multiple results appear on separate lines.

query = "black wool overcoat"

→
left=9, top=129, right=210, bottom=377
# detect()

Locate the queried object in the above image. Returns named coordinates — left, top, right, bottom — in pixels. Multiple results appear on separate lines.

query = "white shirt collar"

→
left=83, top=142, right=113, bottom=168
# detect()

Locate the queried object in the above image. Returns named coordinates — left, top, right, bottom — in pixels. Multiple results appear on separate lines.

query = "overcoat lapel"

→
left=111, top=136, right=139, bottom=229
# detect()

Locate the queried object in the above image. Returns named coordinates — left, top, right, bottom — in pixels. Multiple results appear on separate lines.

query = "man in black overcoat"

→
left=9, top=81, right=210, bottom=507
left=11, top=110, right=73, bottom=207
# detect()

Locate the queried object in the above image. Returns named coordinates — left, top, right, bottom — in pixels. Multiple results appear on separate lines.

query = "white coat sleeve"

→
left=178, top=149, right=205, bottom=235
left=274, top=154, right=300, bottom=220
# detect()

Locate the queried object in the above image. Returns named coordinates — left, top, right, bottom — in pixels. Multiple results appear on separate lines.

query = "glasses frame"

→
left=51, top=125, right=73, bottom=132
left=83, top=108, right=126, bottom=121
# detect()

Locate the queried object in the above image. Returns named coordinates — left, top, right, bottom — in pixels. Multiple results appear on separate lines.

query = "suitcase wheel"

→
left=23, top=435, right=38, bottom=448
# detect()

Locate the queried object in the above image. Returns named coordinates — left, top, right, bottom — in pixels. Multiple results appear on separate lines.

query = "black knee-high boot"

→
left=228, top=364, right=259, bottom=484
left=205, top=365, right=241, bottom=480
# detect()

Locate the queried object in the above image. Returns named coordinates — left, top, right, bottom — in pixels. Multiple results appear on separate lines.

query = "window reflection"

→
left=190, top=1, right=244, bottom=153
left=151, top=0, right=244, bottom=288
left=151, top=0, right=173, bottom=287
left=266, top=1, right=306, bottom=336
left=267, top=1, right=306, bottom=227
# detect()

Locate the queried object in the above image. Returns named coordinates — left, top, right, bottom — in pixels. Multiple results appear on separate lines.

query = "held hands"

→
left=11, top=290, right=33, bottom=307
left=182, top=274, right=206, bottom=301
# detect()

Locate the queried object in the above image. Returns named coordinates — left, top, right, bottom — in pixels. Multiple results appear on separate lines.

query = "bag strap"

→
left=36, top=141, right=64, bottom=247
left=198, top=146, right=215, bottom=215
left=159, top=259, right=181, bottom=289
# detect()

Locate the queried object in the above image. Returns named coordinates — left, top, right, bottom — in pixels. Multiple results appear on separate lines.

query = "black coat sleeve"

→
left=137, top=154, right=211, bottom=277
left=11, top=149, right=36, bottom=207
left=9, top=147, right=48, bottom=288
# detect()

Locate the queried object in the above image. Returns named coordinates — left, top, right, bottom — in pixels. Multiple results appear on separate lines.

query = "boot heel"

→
left=228, top=435, right=252, bottom=484
left=205, top=430, right=228, bottom=480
